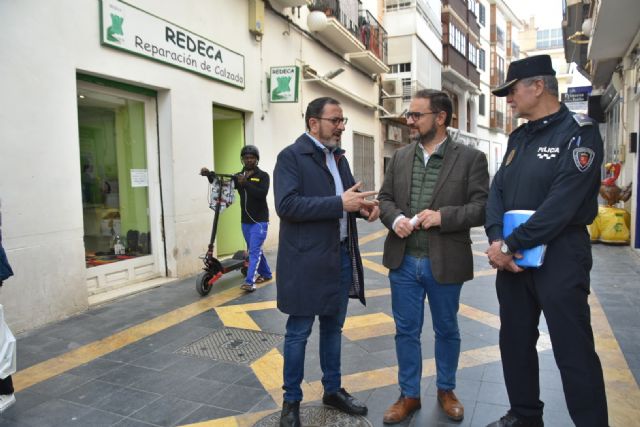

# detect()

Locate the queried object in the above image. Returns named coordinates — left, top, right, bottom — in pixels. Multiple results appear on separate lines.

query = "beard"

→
left=412, top=126, right=437, bottom=145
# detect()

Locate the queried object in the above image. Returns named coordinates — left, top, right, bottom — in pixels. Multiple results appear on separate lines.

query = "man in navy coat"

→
left=274, top=97, right=380, bottom=426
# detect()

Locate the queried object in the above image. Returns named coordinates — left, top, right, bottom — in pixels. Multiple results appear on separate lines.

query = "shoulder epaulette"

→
left=573, top=113, right=595, bottom=127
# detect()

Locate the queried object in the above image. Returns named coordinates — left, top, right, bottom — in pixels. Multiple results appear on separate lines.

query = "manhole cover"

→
left=253, top=405, right=373, bottom=427
left=176, top=327, right=283, bottom=365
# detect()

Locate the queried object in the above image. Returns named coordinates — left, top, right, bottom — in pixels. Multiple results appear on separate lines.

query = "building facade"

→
left=563, top=0, right=640, bottom=251
left=0, top=0, right=388, bottom=332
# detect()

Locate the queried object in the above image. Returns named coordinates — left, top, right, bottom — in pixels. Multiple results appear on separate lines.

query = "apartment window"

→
left=353, top=133, right=376, bottom=192
left=402, top=78, right=412, bottom=101
left=478, top=3, right=486, bottom=26
left=385, top=0, right=413, bottom=11
left=536, top=28, right=563, bottom=49
left=389, top=63, right=412, bottom=73
left=479, top=93, right=485, bottom=116
left=449, top=23, right=467, bottom=55
left=468, top=0, right=478, bottom=16
left=479, top=48, right=486, bottom=71
left=468, top=43, right=478, bottom=66
left=496, top=27, right=505, bottom=49
left=498, top=56, right=505, bottom=84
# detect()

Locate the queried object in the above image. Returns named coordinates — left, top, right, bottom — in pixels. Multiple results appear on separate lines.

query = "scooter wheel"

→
left=196, top=271, right=213, bottom=296
left=240, top=266, right=248, bottom=277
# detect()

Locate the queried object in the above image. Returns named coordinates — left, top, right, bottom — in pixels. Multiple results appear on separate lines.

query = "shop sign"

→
left=269, top=66, right=299, bottom=103
left=100, top=0, right=245, bottom=88
left=562, top=90, right=590, bottom=113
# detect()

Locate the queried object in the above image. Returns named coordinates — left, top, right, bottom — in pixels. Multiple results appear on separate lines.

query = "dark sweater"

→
left=233, top=167, right=270, bottom=223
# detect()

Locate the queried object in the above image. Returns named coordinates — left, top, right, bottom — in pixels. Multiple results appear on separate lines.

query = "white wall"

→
left=0, top=0, right=381, bottom=331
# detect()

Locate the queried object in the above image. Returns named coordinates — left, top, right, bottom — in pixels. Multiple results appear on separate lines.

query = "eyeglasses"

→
left=316, top=117, right=348, bottom=126
left=404, top=111, right=438, bottom=121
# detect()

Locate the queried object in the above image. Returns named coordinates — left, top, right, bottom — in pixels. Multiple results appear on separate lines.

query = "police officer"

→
left=484, top=55, right=608, bottom=427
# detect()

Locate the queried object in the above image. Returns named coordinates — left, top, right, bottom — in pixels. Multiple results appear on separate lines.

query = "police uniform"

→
left=485, top=103, right=608, bottom=426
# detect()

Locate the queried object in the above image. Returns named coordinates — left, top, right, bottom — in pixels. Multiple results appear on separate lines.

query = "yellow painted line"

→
left=13, top=278, right=274, bottom=392
left=215, top=301, right=277, bottom=331
left=343, top=313, right=395, bottom=341
left=473, top=250, right=487, bottom=257
left=361, top=251, right=383, bottom=257
left=590, top=289, right=640, bottom=426
left=474, top=268, right=497, bottom=277
left=367, top=287, right=391, bottom=297
left=362, top=258, right=389, bottom=276
left=358, top=229, right=388, bottom=245
left=459, top=304, right=501, bottom=329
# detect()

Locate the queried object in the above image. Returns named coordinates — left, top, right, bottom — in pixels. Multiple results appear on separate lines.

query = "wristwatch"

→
left=500, top=241, right=512, bottom=256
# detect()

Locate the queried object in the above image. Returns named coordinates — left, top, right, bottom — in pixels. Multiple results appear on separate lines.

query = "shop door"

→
left=77, top=81, right=164, bottom=295
left=212, top=106, right=245, bottom=256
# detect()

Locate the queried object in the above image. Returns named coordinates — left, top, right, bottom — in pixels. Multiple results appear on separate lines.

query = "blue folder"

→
left=503, top=210, right=546, bottom=268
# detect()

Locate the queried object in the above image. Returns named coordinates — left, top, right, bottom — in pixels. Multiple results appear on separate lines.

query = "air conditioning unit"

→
left=381, top=79, right=403, bottom=115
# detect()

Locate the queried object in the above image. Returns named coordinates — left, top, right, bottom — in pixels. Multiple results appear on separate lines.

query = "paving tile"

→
left=161, top=356, right=217, bottom=378
left=73, top=408, right=125, bottom=426
left=196, top=361, right=253, bottom=385
left=26, top=373, right=90, bottom=397
left=234, top=371, right=267, bottom=390
left=60, top=379, right=122, bottom=406
left=94, top=387, right=162, bottom=416
left=18, top=399, right=94, bottom=427
left=129, top=352, right=186, bottom=371
left=170, top=377, right=229, bottom=405
left=0, top=417, right=34, bottom=427
left=174, top=404, right=241, bottom=425
left=475, top=381, right=509, bottom=406
left=112, top=418, right=160, bottom=427
left=468, top=401, right=509, bottom=427
left=67, top=358, right=123, bottom=379
left=129, top=396, right=201, bottom=427
left=97, top=365, right=157, bottom=387
left=0, top=390, right=50, bottom=422
left=204, top=383, right=268, bottom=413
left=128, top=370, right=190, bottom=396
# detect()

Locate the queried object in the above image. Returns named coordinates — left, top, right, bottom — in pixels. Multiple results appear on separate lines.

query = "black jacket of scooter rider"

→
left=233, top=153, right=270, bottom=224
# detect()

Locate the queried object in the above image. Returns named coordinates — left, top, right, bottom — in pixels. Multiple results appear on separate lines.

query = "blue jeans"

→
left=282, top=243, right=351, bottom=402
left=241, top=222, right=272, bottom=285
left=389, top=255, right=462, bottom=397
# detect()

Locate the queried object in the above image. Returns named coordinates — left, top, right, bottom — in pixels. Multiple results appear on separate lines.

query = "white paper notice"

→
left=130, top=169, right=148, bottom=187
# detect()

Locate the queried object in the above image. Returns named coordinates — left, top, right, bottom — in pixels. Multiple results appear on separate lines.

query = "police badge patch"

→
left=572, top=147, right=595, bottom=172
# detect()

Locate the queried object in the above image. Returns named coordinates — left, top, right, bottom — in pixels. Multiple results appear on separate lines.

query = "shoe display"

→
left=383, top=395, right=421, bottom=424
left=486, top=411, right=544, bottom=427
left=437, top=389, right=464, bottom=421
left=0, top=394, right=16, bottom=413
left=279, top=400, right=300, bottom=427
left=322, top=388, right=368, bottom=416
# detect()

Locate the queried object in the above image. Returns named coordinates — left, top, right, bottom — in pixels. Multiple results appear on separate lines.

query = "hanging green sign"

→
left=269, top=66, right=299, bottom=103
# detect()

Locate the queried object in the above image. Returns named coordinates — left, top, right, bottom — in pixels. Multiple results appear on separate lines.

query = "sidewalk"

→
left=2, top=221, right=639, bottom=427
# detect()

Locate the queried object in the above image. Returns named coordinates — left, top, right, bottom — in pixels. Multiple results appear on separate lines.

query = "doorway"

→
left=77, top=80, right=164, bottom=295
left=212, top=106, right=245, bottom=256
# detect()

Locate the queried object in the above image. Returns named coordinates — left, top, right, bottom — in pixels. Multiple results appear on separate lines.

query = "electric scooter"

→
left=196, top=169, right=248, bottom=296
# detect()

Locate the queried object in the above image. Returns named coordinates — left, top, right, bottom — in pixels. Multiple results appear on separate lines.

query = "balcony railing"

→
left=309, top=0, right=360, bottom=38
left=358, top=8, right=388, bottom=63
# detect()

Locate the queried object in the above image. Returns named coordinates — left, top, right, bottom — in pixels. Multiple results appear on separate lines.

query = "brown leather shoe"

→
left=383, top=396, right=421, bottom=424
left=437, top=389, right=464, bottom=421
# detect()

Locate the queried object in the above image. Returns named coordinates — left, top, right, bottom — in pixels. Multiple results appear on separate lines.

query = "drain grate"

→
left=254, top=405, right=373, bottom=427
left=176, top=327, right=283, bottom=365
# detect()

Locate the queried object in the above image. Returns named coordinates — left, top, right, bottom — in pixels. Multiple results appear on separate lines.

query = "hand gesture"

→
left=341, top=182, right=377, bottom=213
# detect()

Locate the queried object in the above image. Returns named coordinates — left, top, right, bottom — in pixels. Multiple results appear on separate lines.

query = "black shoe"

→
left=486, top=411, right=544, bottom=427
left=322, top=388, right=368, bottom=416
left=279, top=401, right=300, bottom=427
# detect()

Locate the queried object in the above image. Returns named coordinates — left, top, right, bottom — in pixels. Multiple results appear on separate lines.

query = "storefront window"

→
left=78, top=89, right=151, bottom=267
